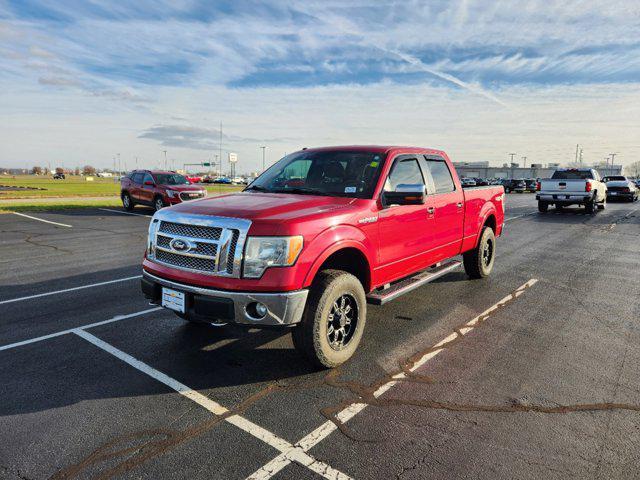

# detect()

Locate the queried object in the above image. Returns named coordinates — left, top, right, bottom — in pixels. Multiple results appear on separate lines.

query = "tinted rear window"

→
left=551, top=170, right=593, bottom=180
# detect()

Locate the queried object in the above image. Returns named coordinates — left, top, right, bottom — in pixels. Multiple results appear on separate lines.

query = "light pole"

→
left=260, top=146, right=267, bottom=172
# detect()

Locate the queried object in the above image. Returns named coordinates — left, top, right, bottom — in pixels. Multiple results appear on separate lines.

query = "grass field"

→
left=0, top=175, right=244, bottom=198
left=0, top=174, right=244, bottom=211
left=0, top=175, right=120, bottom=197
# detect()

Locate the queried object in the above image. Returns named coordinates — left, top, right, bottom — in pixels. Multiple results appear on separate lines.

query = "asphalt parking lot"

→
left=1, top=195, right=639, bottom=479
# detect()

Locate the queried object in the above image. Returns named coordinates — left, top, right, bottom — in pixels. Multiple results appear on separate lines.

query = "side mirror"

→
left=382, top=184, right=426, bottom=206
left=144, top=180, right=154, bottom=186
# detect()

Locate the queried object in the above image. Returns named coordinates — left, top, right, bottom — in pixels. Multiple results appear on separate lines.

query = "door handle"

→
left=456, top=202, right=463, bottom=208
left=427, top=207, right=435, bottom=214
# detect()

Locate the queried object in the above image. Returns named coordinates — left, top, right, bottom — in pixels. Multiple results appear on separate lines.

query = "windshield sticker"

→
left=344, top=186, right=357, bottom=193
left=370, top=162, right=379, bottom=167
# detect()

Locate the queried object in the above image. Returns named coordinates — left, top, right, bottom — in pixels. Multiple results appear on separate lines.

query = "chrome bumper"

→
left=537, top=193, right=592, bottom=202
left=142, top=271, right=308, bottom=326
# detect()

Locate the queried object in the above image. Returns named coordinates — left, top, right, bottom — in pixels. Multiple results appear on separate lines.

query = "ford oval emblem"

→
left=169, top=238, right=192, bottom=252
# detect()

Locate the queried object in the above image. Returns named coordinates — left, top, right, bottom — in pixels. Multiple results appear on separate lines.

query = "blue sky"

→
left=1, top=0, right=639, bottom=171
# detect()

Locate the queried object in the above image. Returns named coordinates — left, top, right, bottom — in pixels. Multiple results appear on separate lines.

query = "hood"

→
left=163, top=184, right=205, bottom=192
left=168, top=192, right=356, bottom=222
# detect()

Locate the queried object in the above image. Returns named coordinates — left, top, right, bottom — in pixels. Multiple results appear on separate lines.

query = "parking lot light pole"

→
left=260, top=146, right=266, bottom=172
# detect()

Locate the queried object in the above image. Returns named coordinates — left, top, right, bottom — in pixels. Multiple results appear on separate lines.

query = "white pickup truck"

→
left=537, top=168, right=607, bottom=213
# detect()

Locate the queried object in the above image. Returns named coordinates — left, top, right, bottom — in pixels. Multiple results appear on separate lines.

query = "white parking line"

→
left=504, top=212, right=535, bottom=222
left=0, top=307, right=161, bottom=351
left=249, top=279, right=538, bottom=479
left=12, top=212, right=72, bottom=228
left=74, top=329, right=351, bottom=480
left=0, top=275, right=142, bottom=305
left=98, top=208, right=153, bottom=218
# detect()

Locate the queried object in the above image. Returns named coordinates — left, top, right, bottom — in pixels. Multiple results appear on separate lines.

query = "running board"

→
left=366, top=260, right=461, bottom=306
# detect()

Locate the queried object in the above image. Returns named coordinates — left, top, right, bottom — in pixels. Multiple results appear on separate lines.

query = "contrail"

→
left=299, top=6, right=508, bottom=108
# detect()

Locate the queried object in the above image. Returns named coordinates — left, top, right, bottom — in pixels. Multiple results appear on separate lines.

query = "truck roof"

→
left=297, top=145, right=447, bottom=156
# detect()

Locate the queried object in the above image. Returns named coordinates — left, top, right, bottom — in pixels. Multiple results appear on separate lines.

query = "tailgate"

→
left=540, top=179, right=586, bottom=193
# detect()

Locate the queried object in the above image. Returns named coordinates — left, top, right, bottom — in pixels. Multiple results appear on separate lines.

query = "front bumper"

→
left=141, top=270, right=308, bottom=326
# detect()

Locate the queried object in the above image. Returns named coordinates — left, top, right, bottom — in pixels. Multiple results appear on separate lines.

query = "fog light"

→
left=255, top=303, right=268, bottom=317
left=246, top=302, right=268, bottom=320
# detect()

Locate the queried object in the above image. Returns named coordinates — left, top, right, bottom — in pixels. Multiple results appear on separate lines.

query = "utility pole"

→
left=579, top=148, right=583, bottom=165
left=609, top=153, right=617, bottom=175
left=260, top=146, right=267, bottom=172
left=522, top=156, right=527, bottom=168
left=575, top=144, right=579, bottom=164
left=162, top=150, right=167, bottom=170
left=508, top=153, right=516, bottom=178
left=219, top=121, right=223, bottom=178
left=117, top=153, right=121, bottom=175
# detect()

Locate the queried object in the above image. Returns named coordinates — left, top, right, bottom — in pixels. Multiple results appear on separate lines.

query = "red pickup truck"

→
left=141, top=146, right=504, bottom=367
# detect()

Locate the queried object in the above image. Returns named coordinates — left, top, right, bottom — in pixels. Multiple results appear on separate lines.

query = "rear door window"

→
left=425, top=159, right=455, bottom=194
left=132, top=173, right=144, bottom=184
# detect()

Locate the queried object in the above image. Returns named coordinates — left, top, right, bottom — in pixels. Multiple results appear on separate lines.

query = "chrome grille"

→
left=159, top=221, right=221, bottom=240
left=226, top=231, right=239, bottom=273
left=156, top=250, right=216, bottom=271
left=156, top=234, right=217, bottom=257
left=149, top=212, right=251, bottom=278
left=179, top=191, right=205, bottom=201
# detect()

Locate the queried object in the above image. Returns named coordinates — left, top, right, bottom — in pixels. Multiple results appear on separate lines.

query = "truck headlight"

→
left=242, top=236, right=303, bottom=279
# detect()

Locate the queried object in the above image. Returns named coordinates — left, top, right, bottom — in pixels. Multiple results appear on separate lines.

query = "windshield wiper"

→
left=244, top=185, right=270, bottom=192
left=271, top=187, right=328, bottom=196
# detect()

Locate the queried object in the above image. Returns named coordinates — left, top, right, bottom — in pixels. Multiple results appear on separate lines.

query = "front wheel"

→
left=154, top=196, right=166, bottom=211
left=463, top=226, right=496, bottom=279
left=292, top=270, right=366, bottom=368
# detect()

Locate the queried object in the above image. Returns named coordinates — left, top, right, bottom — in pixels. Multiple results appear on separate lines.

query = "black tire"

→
left=538, top=201, right=548, bottom=213
left=292, top=269, right=366, bottom=369
left=463, top=226, right=496, bottom=279
left=555, top=204, right=563, bottom=211
left=585, top=197, right=596, bottom=214
left=598, top=198, right=606, bottom=210
left=154, top=195, right=166, bottom=211
left=121, top=192, right=135, bottom=211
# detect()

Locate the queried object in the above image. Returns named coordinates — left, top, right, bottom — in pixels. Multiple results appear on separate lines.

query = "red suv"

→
left=121, top=170, right=207, bottom=211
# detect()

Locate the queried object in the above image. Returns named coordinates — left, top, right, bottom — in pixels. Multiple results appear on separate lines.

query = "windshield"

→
left=246, top=150, right=386, bottom=198
left=551, top=170, right=593, bottom=180
left=154, top=173, right=190, bottom=185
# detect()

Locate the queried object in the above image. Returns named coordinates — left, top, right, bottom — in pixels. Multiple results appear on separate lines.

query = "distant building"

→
left=453, top=162, right=622, bottom=179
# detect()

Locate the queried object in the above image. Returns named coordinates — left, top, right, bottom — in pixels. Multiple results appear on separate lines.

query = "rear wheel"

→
left=463, top=226, right=496, bottom=279
left=538, top=201, right=548, bottom=213
left=598, top=197, right=606, bottom=210
left=122, top=192, right=134, bottom=211
left=585, top=198, right=596, bottom=214
left=292, top=270, right=366, bottom=368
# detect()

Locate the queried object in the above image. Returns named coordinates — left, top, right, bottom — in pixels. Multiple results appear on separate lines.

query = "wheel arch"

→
left=304, top=242, right=372, bottom=293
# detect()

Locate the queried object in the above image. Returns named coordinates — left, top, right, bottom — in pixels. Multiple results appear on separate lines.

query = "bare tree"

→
left=31, top=166, right=43, bottom=175
left=625, top=161, right=640, bottom=178
left=55, top=167, right=64, bottom=175
left=82, top=165, right=96, bottom=175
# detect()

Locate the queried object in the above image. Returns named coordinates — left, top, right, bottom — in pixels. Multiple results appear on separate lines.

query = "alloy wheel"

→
left=326, top=294, right=357, bottom=351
